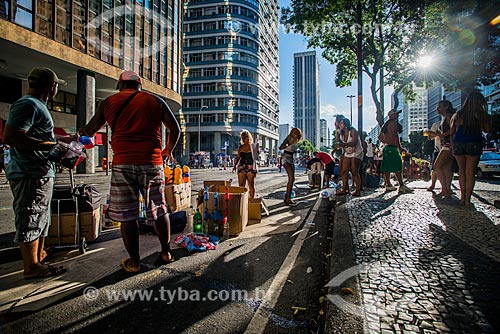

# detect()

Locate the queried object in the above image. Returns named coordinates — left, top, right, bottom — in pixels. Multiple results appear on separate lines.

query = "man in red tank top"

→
left=80, top=71, right=180, bottom=273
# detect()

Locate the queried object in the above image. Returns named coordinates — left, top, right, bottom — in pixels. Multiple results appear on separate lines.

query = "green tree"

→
left=281, top=0, right=443, bottom=126
left=298, top=139, right=315, bottom=154
left=281, top=0, right=500, bottom=125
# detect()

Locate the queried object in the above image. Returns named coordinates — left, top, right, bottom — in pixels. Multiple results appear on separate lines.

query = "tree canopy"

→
left=281, top=0, right=500, bottom=127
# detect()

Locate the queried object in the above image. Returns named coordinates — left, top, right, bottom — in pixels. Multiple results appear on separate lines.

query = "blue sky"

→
left=278, top=0, right=394, bottom=134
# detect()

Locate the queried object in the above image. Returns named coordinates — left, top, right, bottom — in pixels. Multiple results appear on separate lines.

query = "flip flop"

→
left=24, top=265, right=66, bottom=280
left=121, top=258, right=140, bottom=273
left=155, top=253, right=175, bottom=266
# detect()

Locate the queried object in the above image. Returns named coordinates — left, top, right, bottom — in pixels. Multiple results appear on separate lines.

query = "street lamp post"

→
left=198, top=105, right=208, bottom=153
left=347, top=95, right=355, bottom=121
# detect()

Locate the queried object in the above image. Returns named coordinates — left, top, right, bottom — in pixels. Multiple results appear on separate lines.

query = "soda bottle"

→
left=193, top=208, right=203, bottom=233
left=182, top=165, right=191, bottom=183
left=173, top=165, right=183, bottom=184
left=164, top=165, right=173, bottom=184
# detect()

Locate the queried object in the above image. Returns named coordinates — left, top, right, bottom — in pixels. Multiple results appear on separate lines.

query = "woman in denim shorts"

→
left=450, top=92, right=492, bottom=207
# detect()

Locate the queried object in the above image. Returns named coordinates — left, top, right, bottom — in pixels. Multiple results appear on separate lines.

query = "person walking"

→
left=430, top=100, right=455, bottom=199
left=279, top=127, right=302, bottom=206
left=378, top=109, right=413, bottom=194
left=80, top=70, right=180, bottom=273
left=450, top=91, right=491, bottom=207
left=3, top=68, right=69, bottom=279
left=232, top=129, right=258, bottom=198
left=337, top=118, right=363, bottom=196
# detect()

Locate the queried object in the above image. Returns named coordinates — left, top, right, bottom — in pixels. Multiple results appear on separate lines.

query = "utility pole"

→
left=356, top=1, right=363, bottom=132
left=347, top=95, right=355, bottom=122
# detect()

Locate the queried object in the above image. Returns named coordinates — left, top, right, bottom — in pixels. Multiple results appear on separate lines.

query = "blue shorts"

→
left=10, top=177, right=54, bottom=243
left=108, top=165, right=167, bottom=222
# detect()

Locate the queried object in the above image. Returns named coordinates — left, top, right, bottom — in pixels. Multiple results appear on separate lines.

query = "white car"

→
left=477, top=151, right=500, bottom=178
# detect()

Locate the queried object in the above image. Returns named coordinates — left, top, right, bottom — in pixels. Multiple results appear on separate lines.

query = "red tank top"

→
left=104, top=89, right=164, bottom=165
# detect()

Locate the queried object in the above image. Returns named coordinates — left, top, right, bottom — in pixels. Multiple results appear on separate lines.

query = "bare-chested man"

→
left=378, top=109, right=413, bottom=194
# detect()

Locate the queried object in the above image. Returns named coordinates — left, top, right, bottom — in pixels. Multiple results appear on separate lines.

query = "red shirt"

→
left=104, top=89, right=165, bottom=165
left=315, top=152, right=334, bottom=165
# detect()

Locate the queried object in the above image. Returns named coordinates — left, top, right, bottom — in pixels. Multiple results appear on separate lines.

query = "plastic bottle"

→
left=164, top=165, right=173, bottom=184
left=138, top=194, right=146, bottom=219
left=193, top=208, right=203, bottom=233
left=291, top=190, right=296, bottom=199
left=79, top=136, right=95, bottom=149
left=182, top=165, right=191, bottom=183
left=173, top=165, right=183, bottom=184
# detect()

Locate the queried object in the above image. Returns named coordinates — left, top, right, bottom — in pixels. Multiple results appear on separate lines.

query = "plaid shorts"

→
left=10, top=177, right=54, bottom=243
left=108, top=165, right=167, bottom=223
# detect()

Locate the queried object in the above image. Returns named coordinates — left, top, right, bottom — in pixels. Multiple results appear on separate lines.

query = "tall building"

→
left=182, top=0, right=280, bottom=162
left=293, top=51, right=320, bottom=148
left=279, top=123, right=290, bottom=148
left=395, top=85, right=428, bottom=141
left=320, top=118, right=327, bottom=147
left=0, top=0, right=183, bottom=172
left=483, top=79, right=500, bottom=115
left=427, top=82, right=462, bottom=127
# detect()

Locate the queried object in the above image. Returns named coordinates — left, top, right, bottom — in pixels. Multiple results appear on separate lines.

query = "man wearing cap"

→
left=378, top=109, right=413, bottom=194
left=3, top=67, right=68, bottom=279
left=80, top=70, right=180, bottom=273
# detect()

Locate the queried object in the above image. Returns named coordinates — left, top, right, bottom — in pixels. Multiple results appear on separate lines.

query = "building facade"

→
left=0, top=0, right=183, bottom=172
left=293, top=51, right=320, bottom=148
left=482, top=79, right=500, bottom=115
left=319, top=118, right=327, bottom=147
left=394, top=85, right=428, bottom=142
left=181, top=0, right=280, bottom=163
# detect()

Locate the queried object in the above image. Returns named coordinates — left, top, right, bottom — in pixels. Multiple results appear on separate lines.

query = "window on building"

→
left=204, top=6, right=217, bottom=15
left=36, top=0, right=53, bottom=37
left=72, top=1, right=87, bottom=52
left=204, top=68, right=216, bottom=76
left=13, top=0, right=33, bottom=29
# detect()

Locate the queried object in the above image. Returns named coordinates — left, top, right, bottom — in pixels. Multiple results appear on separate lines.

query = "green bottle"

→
left=193, top=208, right=203, bottom=233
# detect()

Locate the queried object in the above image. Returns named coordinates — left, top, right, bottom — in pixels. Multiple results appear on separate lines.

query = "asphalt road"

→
left=1, top=166, right=336, bottom=334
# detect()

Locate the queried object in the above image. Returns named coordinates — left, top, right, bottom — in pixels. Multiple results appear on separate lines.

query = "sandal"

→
left=24, top=265, right=66, bottom=280
left=336, top=189, right=349, bottom=196
left=121, top=258, right=141, bottom=274
left=155, top=252, right=175, bottom=265
left=284, top=200, right=297, bottom=206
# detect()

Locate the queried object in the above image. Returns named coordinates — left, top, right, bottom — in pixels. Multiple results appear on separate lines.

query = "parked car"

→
left=477, top=151, right=500, bottom=178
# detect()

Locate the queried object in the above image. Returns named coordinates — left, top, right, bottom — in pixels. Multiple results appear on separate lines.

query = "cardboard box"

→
left=47, top=207, right=101, bottom=245
left=248, top=198, right=262, bottom=222
left=203, top=180, right=232, bottom=191
left=165, top=182, right=192, bottom=212
left=200, top=186, right=248, bottom=236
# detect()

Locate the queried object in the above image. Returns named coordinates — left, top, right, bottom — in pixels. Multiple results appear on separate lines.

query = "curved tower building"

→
left=182, top=0, right=279, bottom=163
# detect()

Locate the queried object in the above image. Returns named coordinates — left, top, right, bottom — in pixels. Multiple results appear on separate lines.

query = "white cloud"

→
left=320, top=104, right=339, bottom=117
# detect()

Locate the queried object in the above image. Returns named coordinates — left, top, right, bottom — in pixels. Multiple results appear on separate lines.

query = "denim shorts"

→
left=10, top=177, right=54, bottom=243
left=452, top=142, right=483, bottom=156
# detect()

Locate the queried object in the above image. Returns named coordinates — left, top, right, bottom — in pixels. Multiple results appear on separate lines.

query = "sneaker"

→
left=398, top=185, right=414, bottom=194
left=385, top=186, right=397, bottom=192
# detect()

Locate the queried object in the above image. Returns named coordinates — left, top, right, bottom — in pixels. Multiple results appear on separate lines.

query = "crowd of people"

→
left=1, top=65, right=493, bottom=280
left=274, top=92, right=492, bottom=209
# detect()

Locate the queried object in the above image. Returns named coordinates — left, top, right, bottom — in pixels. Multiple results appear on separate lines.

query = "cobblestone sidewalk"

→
left=342, top=187, right=500, bottom=333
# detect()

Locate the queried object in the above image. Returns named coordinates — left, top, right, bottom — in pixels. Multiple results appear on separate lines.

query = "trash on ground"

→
left=174, top=233, right=219, bottom=252
left=306, top=267, right=313, bottom=274
left=341, top=287, right=355, bottom=295
left=291, top=306, right=307, bottom=314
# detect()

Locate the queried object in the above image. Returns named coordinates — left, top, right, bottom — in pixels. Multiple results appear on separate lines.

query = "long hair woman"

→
left=431, top=100, right=455, bottom=199
left=337, top=118, right=363, bottom=196
left=232, top=130, right=257, bottom=198
left=279, top=127, right=302, bottom=206
left=451, top=91, right=491, bottom=207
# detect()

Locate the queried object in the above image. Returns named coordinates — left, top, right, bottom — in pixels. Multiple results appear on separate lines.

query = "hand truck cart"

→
left=51, top=169, right=87, bottom=254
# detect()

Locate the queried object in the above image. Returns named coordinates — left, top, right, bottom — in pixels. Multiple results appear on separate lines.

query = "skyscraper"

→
left=397, top=85, right=428, bottom=141
left=320, top=118, right=327, bottom=147
left=182, top=0, right=280, bottom=162
left=293, top=51, right=320, bottom=148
